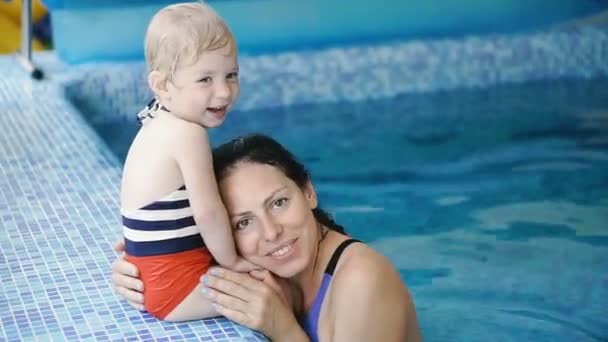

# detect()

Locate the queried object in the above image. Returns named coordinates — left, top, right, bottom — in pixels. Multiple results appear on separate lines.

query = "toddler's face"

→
left=167, top=44, right=239, bottom=127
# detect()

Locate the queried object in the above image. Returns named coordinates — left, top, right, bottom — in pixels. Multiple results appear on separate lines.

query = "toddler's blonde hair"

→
left=145, top=2, right=236, bottom=80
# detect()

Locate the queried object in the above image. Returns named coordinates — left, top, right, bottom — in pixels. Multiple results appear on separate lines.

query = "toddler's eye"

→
left=227, top=72, right=239, bottom=80
left=198, top=76, right=212, bottom=83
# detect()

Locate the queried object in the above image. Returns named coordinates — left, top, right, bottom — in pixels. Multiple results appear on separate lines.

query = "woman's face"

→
left=218, top=162, right=320, bottom=278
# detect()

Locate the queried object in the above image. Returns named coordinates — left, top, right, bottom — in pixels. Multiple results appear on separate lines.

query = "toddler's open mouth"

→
left=207, top=105, right=227, bottom=118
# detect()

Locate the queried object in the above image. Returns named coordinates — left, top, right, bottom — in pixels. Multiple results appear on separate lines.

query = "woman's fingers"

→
left=111, top=258, right=145, bottom=305
left=249, top=270, right=281, bottom=295
left=130, top=302, right=146, bottom=312
left=202, top=272, right=255, bottom=303
left=111, top=270, right=145, bottom=310
left=249, top=270, right=291, bottom=307
left=114, top=285, right=145, bottom=311
left=111, top=256, right=139, bottom=278
left=202, top=276, right=264, bottom=329
left=111, top=271, right=144, bottom=292
left=206, top=288, right=267, bottom=331
left=248, top=269, right=271, bottom=281
left=202, top=286, right=247, bottom=313
left=249, top=269, right=280, bottom=292
left=203, top=269, right=298, bottom=337
left=111, top=239, right=144, bottom=310
left=212, top=302, right=256, bottom=329
left=113, top=239, right=126, bottom=253
left=206, top=267, right=264, bottom=293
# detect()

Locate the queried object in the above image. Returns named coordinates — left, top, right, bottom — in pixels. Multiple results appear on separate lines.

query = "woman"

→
left=112, top=134, right=422, bottom=341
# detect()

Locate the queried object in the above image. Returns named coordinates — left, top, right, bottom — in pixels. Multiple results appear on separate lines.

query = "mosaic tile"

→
left=0, top=53, right=267, bottom=342
left=59, top=27, right=608, bottom=122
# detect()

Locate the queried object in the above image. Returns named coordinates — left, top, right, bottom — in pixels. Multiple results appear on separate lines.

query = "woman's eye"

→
left=273, top=198, right=288, bottom=208
left=198, top=76, right=212, bottom=83
left=236, top=218, right=250, bottom=230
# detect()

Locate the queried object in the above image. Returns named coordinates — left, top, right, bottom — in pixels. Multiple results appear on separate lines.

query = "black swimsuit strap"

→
left=137, top=99, right=171, bottom=124
left=324, top=239, right=361, bottom=276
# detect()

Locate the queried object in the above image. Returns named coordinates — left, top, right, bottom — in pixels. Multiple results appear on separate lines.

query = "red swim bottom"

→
left=126, top=248, right=214, bottom=320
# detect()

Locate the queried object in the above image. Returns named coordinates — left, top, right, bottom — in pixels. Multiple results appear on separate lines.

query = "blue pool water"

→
left=2, top=27, right=607, bottom=341
left=90, top=77, right=608, bottom=341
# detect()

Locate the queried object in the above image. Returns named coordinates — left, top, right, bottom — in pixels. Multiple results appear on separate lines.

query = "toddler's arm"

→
left=173, top=124, right=256, bottom=271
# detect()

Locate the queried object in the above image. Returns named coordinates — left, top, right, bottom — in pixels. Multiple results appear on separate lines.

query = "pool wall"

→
left=64, top=27, right=608, bottom=124
left=43, top=0, right=608, bottom=63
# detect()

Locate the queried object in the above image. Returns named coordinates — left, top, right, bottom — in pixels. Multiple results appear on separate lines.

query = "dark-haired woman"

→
left=112, top=134, right=422, bottom=341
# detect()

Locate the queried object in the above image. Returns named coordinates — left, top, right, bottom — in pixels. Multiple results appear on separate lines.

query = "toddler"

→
left=120, top=2, right=257, bottom=321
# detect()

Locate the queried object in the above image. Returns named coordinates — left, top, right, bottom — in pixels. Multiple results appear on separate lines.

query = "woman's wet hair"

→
left=213, top=134, right=345, bottom=234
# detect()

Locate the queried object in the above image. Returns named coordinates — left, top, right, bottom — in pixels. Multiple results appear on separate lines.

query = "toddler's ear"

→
left=148, top=71, right=169, bottom=100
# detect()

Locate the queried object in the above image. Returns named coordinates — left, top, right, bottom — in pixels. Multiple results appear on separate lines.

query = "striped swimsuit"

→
left=122, top=186, right=213, bottom=319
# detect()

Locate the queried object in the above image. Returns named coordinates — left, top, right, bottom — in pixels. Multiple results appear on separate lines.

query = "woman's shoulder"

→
left=334, top=240, right=403, bottom=290
left=325, top=239, right=419, bottom=340
left=320, top=232, right=408, bottom=298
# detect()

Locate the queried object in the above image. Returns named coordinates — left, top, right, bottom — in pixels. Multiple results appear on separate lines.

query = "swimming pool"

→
left=71, top=28, right=608, bottom=341
left=1, top=27, right=607, bottom=341
left=79, top=73, right=608, bottom=340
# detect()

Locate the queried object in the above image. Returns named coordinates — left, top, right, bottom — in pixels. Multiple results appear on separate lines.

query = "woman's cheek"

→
left=234, top=232, right=258, bottom=259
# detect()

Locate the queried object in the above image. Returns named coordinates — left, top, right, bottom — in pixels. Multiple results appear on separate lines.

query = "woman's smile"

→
left=266, top=238, right=298, bottom=260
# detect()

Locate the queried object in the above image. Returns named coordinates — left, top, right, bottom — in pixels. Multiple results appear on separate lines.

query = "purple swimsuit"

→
left=301, top=239, right=361, bottom=342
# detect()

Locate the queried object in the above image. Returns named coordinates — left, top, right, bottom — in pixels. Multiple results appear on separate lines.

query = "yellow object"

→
left=0, top=14, right=46, bottom=54
left=0, top=0, right=48, bottom=54
left=0, top=0, right=48, bottom=24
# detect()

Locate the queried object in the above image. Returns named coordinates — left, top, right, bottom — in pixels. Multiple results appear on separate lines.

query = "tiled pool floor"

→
left=0, top=55, right=267, bottom=341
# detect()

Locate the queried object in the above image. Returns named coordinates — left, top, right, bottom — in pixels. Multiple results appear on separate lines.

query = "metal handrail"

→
left=14, top=0, right=44, bottom=80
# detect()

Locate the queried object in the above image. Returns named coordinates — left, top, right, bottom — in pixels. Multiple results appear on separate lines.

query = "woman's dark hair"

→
left=213, top=134, right=345, bottom=234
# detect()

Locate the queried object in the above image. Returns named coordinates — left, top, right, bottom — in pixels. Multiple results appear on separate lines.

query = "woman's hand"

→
left=201, top=268, right=307, bottom=341
left=111, top=240, right=145, bottom=311
left=231, top=257, right=263, bottom=273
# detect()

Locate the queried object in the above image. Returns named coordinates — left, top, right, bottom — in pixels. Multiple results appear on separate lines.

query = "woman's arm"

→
left=202, top=267, right=309, bottom=341
left=330, top=248, right=422, bottom=342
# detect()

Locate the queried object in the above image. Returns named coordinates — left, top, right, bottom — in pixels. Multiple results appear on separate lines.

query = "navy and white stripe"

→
left=122, top=186, right=205, bottom=257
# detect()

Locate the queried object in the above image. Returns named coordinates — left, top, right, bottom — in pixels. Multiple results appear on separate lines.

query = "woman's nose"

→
left=261, top=216, right=283, bottom=241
